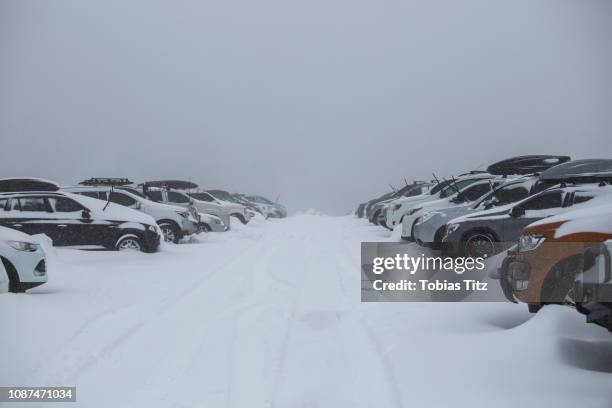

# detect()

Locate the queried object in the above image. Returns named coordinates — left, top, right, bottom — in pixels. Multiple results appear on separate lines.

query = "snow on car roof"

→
left=527, top=194, right=612, bottom=234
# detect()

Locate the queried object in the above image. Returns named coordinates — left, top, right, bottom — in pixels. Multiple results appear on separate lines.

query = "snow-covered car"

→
left=205, top=190, right=261, bottom=218
left=188, top=192, right=252, bottom=224
left=500, top=198, right=612, bottom=312
left=0, top=225, right=47, bottom=292
left=385, top=173, right=493, bottom=232
left=575, top=240, right=612, bottom=330
left=401, top=176, right=500, bottom=241
left=243, top=195, right=287, bottom=219
left=64, top=185, right=200, bottom=243
left=368, top=183, right=432, bottom=225
left=142, top=187, right=231, bottom=230
left=441, top=183, right=612, bottom=258
left=412, top=176, right=538, bottom=248
left=199, top=212, right=228, bottom=232
left=0, top=191, right=161, bottom=252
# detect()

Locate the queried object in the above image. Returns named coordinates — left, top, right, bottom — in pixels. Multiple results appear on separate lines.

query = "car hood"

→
left=0, top=225, right=36, bottom=242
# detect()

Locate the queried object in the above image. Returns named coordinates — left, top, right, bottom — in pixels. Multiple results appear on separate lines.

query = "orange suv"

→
left=500, top=194, right=612, bottom=312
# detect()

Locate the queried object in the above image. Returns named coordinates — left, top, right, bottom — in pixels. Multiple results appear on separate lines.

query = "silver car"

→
left=412, top=176, right=537, bottom=248
left=441, top=184, right=612, bottom=258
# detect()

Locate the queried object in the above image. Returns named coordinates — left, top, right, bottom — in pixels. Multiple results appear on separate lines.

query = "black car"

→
left=0, top=191, right=160, bottom=252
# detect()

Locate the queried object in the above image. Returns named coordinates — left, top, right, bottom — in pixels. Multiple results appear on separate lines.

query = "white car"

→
left=385, top=174, right=493, bottom=230
left=64, top=186, right=200, bottom=243
left=0, top=226, right=47, bottom=293
left=199, top=212, right=228, bottom=232
left=188, top=192, right=252, bottom=224
left=143, top=188, right=231, bottom=230
left=0, top=261, right=8, bottom=293
left=401, top=176, right=500, bottom=240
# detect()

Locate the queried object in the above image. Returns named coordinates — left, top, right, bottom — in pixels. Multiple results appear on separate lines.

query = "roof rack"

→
left=139, top=180, right=199, bottom=190
left=539, top=159, right=612, bottom=182
left=79, top=178, right=133, bottom=186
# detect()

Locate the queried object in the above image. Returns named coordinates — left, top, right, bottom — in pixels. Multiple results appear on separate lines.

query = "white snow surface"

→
left=2, top=215, right=612, bottom=407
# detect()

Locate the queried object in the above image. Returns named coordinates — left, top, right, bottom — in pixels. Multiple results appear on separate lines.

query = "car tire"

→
left=158, top=222, right=180, bottom=243
left=116, top=236, right=144, bottom=252
left=527, top=304, right=542, bottom=313
left=462, top=231, right=497, bottom=258
left=1, top=258, right=24, bottom=293
left=540, top=256, right=582, bottom=304
left=231, top=214, right=248, bottom=224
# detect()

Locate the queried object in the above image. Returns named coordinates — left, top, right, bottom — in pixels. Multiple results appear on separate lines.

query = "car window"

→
left=167, top=191, right=190, bottom=203
left=109, top=192, right=137, bottom=207
left=146, top=191, right=163, bottom=202
left=49, top=197, right=85, bottom=212
left=461, top=183, right=492, bottom=202
left=521, top=191, right=563, bottom=210
left=80, top=191, right=106, bottom=200
left=18, top=197, right=48, bottom=212
left=572, top=193, right=594, bottom=205
left=477, top=184, right=530, bottom=209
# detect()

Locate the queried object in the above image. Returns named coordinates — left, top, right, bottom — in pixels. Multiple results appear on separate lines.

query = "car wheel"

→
left=1, top=258, right=24, bottom=293
left=541, top=256, right=581, bottom=304
left=463, top=231, right=497, bottom=258
left=116, top=236, right=143, bottom=252
left=159, top=222, right=180, bottom=243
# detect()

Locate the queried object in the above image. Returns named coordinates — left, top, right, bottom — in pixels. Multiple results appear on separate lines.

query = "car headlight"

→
left=408, top=207, right=422, bottom=216
left=176, top=211, right=189, bottom=219
left=7, top=241, right=39, bottom=252
left=518, top=234, right=546, bottom=252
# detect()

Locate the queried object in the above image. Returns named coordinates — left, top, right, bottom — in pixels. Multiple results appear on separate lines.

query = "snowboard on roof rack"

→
left=0, top=177, right=60, bottom=193
left=487, top=155, right=571, bottom=176
left=140, top=180, right=199, bottom=190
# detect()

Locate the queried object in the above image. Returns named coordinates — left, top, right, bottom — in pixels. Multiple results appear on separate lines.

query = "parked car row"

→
left=0, top=177, right=286, bottom=293
left=356, top=156, right=612, bottom=332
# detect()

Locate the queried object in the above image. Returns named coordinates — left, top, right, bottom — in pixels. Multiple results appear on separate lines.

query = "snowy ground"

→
left=2, top=215, right=612, bottom=407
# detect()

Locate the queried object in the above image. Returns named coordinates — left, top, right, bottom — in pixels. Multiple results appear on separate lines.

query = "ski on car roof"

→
left=486, top=155, right=571, bottom=176
left=0, top=177, right=60, bottom=193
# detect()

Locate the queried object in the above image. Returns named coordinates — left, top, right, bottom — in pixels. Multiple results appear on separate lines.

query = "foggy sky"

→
left=1, top=0, right=611, bottom=214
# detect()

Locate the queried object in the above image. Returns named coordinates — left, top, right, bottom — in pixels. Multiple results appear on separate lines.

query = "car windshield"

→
left=439, top=178, right=483, bottom=198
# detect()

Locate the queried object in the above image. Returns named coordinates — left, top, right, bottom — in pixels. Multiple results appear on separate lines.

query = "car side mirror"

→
left=510, top=206, right=525, bottom=218
left=81, top=208, right=91, bottom=219
left=134, top=202, right=142, bottom=210
left=452, top=193, right=465, bottom=203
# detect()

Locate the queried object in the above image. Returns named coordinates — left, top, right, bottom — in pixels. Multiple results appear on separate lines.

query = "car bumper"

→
left=142, top=230, right=161, bottom=252
left=2, top=246, right=47, bottom=286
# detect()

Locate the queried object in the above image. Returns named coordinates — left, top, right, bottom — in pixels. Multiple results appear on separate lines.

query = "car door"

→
left=503, top=191, right=565, bottom=241
left=5, top=196, right=63, bottom=242
left=46, top=196, right=101, bottom=247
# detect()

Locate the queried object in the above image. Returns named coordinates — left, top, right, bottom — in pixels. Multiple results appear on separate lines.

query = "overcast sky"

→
left=1, top=0, right=611, bottom=214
